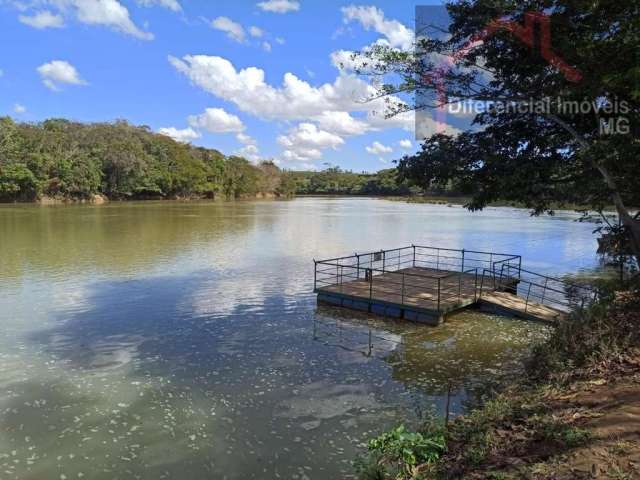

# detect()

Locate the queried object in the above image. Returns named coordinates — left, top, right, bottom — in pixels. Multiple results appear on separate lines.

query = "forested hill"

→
left=0, top=117, right=413, bottom=202
left=0, top=117, right=300, bottom=202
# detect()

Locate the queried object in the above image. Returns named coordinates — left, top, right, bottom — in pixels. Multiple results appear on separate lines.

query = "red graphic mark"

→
left=483, top=12, right=582, bottom=83
left=421, top=11, right=582, bottom=134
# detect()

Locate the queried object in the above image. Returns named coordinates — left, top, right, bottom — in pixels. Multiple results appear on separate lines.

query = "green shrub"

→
left=539, top=421, right=591, bottom=448
left=526, top=286, right=640, bottom=381
left=356, top=425, right=446, bottom=479
left=0, top=163, right=38, bottom=201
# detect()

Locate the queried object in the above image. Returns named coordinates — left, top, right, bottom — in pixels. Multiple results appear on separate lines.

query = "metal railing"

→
left=314, top=245, right=521, bottom=279
left=314, top=246, right=521, bottom=313
left=315, top=262, right=479, bottom=312
left=479, top=264, right=599, bottom=313
left=314, top=245, right=600, bottom=318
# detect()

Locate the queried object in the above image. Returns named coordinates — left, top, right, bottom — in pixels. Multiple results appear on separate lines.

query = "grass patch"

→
left=608, top=440, right=636, bottom=456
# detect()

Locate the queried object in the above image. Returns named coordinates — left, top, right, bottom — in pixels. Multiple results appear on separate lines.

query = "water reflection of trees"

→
left=0, top=201, right=270, bottom=278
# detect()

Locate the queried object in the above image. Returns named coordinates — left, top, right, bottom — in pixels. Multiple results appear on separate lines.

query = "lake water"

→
left=0, top=198, right=599, bottom=479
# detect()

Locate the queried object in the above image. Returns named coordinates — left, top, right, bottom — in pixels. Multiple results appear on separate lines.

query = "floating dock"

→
left=314, top=246, right=597, bottom=325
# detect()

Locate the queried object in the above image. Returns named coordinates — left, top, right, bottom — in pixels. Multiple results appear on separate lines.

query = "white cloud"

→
left=235, top=144, right=261, bottom=163
left=330, top=42, right=390, bottom=72
left=315, top=111, right=369, bottom=136
left=19, top=10, right=65, bottom=29
left=278, top=123, right=344, bottom=161
left=188, top=107, right=245, bottom=133
left=158, top=127, right=200, bottom=142
left=37, top=60, right=87, bottom=91
left=331, top=7, right=415, bottom=75
left=341, top=5, right=414, bottom=50
left=169, top=54, right=419, bottom=162
left=242, top=145, right=260, bottom=154
left=236, top=133, right=256, bottom=145
left=256, top=0, right=299, bottom=14
left=262, top=41, right=272, bottom=52
left=14, top=0, right=152, bottom=39
left=211, top=16, right=246, bottom=43
left=240, top=144, right=258, bottom=154
left=13, top=103, right=26, bottom=114
left=275, top=37, right=285, bottom=44
left=137, top=0, right=182, bottom=12
left=366, top=141, right=392, bottom=155
left=168, top=54, right=406, bottom=128
left=249, top=26, right=263, bottom=37
left=330, top=49, right=360, bottom=71
left=66, top=0, right=153, bottom=40
left=399, top=139, right=412, bottom=149
left=235, top=134, right=261, bottom=162
left=366, top=108, right=414, bottom=132
left=281, top=149, right=321, bottom=162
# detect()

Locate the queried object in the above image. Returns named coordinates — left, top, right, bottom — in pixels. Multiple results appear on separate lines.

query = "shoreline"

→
left=355, top=287, right=640, bottom=479
left=0, top=192, right=619, bottom=213
left=0, top=194, right=619, bottom=223
left=0, top=191, right=288, bottom=206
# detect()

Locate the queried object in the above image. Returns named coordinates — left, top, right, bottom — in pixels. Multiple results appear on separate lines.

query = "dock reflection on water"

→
left=312, top=305, right=551, bottom=419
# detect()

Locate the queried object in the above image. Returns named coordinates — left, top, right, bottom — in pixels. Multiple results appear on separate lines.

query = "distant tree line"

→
left=290, top=167, right=415, bottom=195
left=0, top=117, right=434, bottom=203
left=0, top=117, right=297, bottom=202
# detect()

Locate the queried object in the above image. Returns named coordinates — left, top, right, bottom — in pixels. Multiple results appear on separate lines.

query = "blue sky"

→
left=0, top=0, right=447, bottom=172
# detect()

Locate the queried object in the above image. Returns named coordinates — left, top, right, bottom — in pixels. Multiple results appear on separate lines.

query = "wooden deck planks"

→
left=318, top=266, right=566, bottom=324
left=479, top=291, right=567, bottom=324
left=319, top=267, right=480, bottom=314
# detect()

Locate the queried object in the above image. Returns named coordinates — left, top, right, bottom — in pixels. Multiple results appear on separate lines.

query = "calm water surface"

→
left=0, top=198, right=598, bottom=479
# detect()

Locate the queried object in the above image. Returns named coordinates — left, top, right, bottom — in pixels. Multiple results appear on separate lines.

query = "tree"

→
left=355, top=0, right=639, bottom=263
left=0, top=118, right=294, bottom=202
left=0, top=164, right=38, bottom=201
left=276, top=171, right=298, bottom=197
left=223, top=156, right=259, bottom=198
left=191, top=146, right=226, bottom=198
left=169, top=146, right=208, bottom=197
left=362, top=168, right=412, bottom=195
left=257, top=161, right=281, bottom=194
left=0, top=117, right=21, bottom=162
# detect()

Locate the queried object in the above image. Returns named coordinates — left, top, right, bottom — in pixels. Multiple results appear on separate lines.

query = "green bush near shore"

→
left=526, top=286, right=640, bottom=383
left=355, top=425, right=446, bottom=479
